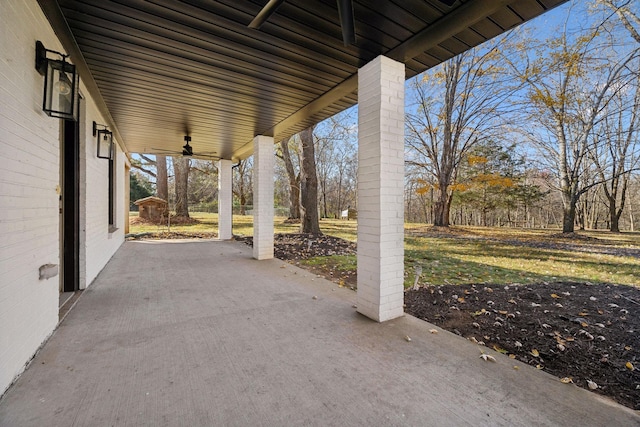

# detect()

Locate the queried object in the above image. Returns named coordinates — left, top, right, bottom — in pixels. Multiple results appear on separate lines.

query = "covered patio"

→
left=37, top=0, right=572, bottom=323
left=1, top=239, right=637, bottom=426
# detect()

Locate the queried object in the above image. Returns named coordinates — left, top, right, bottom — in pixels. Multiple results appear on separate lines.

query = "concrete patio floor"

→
left=1, top=239, right=638, bottom=426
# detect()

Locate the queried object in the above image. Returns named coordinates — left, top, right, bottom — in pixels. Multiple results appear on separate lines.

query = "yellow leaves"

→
left=467, top=155, right=488, bottom=166
left=404, top=335, right=412, bottom=342
left=626, top=362, right=635, bottom=371
left=457, top=297, right=466, bottom=303
left=429, top=329, right=438, bottom=334
left=559, top=377, right=574, bottom=384
left=550, top=293, right=561, bottom=299
left=530, top=349, right=540, bottom=357
left=493, top=345, right=508, bottom=354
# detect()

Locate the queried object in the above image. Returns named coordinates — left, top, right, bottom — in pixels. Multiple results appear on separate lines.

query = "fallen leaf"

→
left=579, top=312, right=589, bottom=316
left=624, top=346, right=632, bottom=351
left=557, top=344, right=566, bottom=351
left=560, top=377, right=573, bottom=384
left=626, top=361, right=635, bottom=371
left=312, top=295, right=318, bottom=300
left=498, top=310, right=508, bottom=315
left=508, top=299, right=517, bottom=304
left=514, top=341, right=523, bottom=348
left=581, top=322, right=589, bottom=328
left=587, top=380, right=598, bottom=390
left=509, top=354, right=516, bottom=359
left=513, top=365, right=520, bottom=370
left=493, top=345, right=507, bottom=354
left=551, top=293, right=560, bottom=299
left=480, top=354, right=496, bottom=362
left=597, top=309, right=604, bottom=314
left=531, top=349, right=540, bottom=357
left=457, top=297, right=465, bottom=303
left=536, top=364, right=543, bottom=370
left=404, top=335, right=412, bottom=342
left=429, top=329, right=438, bottom=334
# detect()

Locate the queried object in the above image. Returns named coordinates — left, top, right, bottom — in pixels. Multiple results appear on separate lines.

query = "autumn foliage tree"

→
left=406, top=37, right=518, bottom=227
left=506, top=17, right=640, bottom=233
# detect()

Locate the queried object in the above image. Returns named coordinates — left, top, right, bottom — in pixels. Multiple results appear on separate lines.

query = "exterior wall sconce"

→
left=93, top=121, right=114, bottom=160
left=35, top=41, right=79, bottom=121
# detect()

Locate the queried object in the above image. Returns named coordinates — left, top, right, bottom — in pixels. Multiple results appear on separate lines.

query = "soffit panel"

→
left=50, top=0, right=567, bottom=160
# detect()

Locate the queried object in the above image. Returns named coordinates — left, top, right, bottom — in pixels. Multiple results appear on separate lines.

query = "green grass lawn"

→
left=129, top=212, right=640, bottom=288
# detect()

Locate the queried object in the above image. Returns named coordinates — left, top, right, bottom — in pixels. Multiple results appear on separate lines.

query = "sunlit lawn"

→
left=129, top=212, right=640, bottom=288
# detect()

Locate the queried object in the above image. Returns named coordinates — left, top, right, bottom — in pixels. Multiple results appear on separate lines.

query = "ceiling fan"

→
left=148, top=136, right=220, bottom=160
left=248, top=0, right=458, bottom=46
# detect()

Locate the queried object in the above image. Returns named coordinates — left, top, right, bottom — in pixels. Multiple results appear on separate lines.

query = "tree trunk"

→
left=279, top=138, right=300, bottom=219
left=173, top=157, right=190, bottom=217
left=299, top=126, right=321, bottom=234
left=156, top=155, right=168, bottom=201
left=561, top=193, right=576, bottom=233
left=433, top=184, right=451, bottom=227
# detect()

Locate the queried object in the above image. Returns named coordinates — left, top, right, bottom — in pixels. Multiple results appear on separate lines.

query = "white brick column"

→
left=357, top=55, right=405, bottom=322
left=252, top=135, right=274, bottom=260
left=217, top=159, right=233, bottom=240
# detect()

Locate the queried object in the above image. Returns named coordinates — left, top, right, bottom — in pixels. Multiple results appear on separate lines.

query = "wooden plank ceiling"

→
left=42, top=0, right=567, bottom=161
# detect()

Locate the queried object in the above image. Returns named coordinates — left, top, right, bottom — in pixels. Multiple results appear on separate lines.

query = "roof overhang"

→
left=38, top=0, right=567, bottom=161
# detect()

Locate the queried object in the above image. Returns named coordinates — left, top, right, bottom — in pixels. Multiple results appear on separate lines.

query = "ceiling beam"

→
left=248, top=0, right=286, bottom=29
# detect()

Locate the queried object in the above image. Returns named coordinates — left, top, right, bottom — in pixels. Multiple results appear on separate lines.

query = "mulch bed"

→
left=405, top=282, right=640, bottom=410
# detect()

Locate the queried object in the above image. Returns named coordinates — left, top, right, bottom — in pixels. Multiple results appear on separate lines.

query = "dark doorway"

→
left=60, top=118, right=79, bottom=292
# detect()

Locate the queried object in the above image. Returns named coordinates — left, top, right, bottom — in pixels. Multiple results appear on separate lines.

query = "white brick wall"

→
left=217, top=159, right=232, bottom=240
left=252, top=136, right=274, bottom=260
left=356, top=56, right=405, bottom=322
left=0, top=0, right=124, bottom=395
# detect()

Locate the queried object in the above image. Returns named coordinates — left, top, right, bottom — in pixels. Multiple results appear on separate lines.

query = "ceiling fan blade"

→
left=249, top=0, right=286, bottom=29
left=148, top=148, right=181, bottom=154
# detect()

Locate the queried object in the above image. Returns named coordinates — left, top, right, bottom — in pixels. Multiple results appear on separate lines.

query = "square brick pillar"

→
left=357, top=55, right=405, bottom=322
left=252, top=135, right=274, bottom=260
left=217, top=159, right=233, bottom=240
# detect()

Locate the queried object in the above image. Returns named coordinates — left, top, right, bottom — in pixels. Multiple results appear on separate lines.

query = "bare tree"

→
left=598, top=0, right=640, bottom=44
left=406, top=38, right=517, bottom=227
left=507, top=20, right=640, bottom=232
left=299, top=125, right=321, bottom=234
left=276, top=137, right=300, bottom=219
left=233, top=158, right=252, bottom=215
left=173, top=156, right=190, bottom=217
left=156, top=155, right=168, bottom=200
left=589, top=72, right=640, bottom=231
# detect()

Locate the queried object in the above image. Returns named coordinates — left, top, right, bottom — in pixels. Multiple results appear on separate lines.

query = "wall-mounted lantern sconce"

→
left=35, top=41, right=79, bottom=121
left=93, top=121, right=114, bottom=160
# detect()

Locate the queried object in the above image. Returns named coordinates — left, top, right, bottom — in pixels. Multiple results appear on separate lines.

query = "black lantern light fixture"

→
left=35, top=41, right=79, bottom=120
left=93, top=121, right=114, bottom=160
